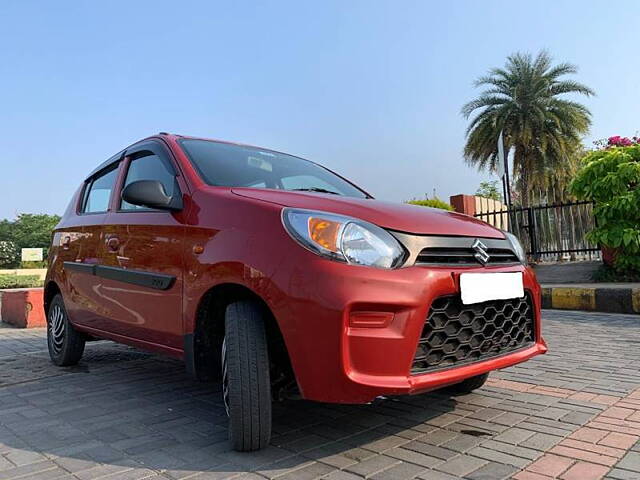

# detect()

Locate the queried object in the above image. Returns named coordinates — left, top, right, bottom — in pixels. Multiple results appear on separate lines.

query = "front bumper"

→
left=269, top=254, right=547, bottom=404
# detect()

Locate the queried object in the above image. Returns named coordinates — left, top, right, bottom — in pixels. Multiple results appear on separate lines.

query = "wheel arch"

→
left=43, top=280, right=61, bottom=316
left=186, top=283, right=295, bottom=393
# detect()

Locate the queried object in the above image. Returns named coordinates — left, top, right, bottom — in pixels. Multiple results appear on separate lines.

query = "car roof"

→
left=84, top=132, right=372, bottom=198
left=161, top=133, right=301, bottom=158
left=86, top=133, right=302, bottom=180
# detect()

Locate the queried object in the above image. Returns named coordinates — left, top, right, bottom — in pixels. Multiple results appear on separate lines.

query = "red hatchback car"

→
left=45, top=133, right=547, bottom=451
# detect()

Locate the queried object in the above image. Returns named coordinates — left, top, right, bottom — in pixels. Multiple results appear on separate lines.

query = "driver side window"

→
left=120, top=153, right=177, bottom=210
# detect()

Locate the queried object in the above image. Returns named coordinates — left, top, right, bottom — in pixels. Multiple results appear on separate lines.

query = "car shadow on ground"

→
left=0, top=336, right=477, bottom=477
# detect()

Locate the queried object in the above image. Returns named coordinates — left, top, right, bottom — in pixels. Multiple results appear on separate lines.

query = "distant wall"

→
left=450, top=194, right=508, bottom=229
left=450, top=194, right=476, bottom=216
left=474, top=196, right=508, bottom=230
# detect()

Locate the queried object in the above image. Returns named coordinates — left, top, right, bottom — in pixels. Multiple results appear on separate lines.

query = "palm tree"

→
left=533, top=141, right=586, bottom=204
left=533, top=143, right=585, bottom=261
left=461, top=50, right=594, bottom=206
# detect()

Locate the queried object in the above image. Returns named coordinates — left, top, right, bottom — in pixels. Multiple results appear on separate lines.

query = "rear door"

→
left=97, top=141, right=187, bottom=351
left=64, top=162, right=121, bottom=328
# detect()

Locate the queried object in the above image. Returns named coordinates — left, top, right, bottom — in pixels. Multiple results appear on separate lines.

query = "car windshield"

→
left=178, top=139, right=369, bottom=199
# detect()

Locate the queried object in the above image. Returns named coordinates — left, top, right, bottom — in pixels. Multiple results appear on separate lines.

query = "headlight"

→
left=504, top=231, right=527, bottom=264
left=282, top=208, right=406, bottom=269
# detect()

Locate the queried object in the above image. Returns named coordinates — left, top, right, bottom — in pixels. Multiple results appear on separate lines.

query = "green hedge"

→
left=593, top=265, right=640, bottom=283
left=405, top=197, right=454, bottom=211
left=20, top=260, right=47, bottom=269
left=0, top=274, right=43, bottom=289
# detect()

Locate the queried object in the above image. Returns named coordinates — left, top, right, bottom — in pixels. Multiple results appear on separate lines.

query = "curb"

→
left=541, top=285, right=640, bottom=314
left=0, top=288, right=46, bottom=328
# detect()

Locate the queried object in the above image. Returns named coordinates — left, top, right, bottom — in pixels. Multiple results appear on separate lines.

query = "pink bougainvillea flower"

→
left=607, top=135, right=636, bottom=147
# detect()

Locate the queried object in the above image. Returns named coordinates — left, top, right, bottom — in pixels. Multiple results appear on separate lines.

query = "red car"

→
left=45, top=133, right=547, bottom=451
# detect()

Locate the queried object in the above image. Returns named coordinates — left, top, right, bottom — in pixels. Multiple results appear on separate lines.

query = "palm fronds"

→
left=462, top=51, right=593, bottom=206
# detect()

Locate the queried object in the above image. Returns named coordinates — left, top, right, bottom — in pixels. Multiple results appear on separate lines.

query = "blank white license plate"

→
left=460, top=272, right=524, bottom=305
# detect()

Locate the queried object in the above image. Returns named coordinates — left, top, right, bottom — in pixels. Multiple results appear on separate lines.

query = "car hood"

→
left=231, top=188, right=504, bottom=238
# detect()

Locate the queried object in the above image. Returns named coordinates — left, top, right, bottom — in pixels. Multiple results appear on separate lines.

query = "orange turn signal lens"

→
left=308, top=218, right=342, bottom=252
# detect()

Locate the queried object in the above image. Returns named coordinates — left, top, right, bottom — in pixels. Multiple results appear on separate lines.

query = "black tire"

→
left=446, top=373, right=489, bottom=395
left=47, top=294, right=86, bottom=366
left=222, top=301, right=272, bottom=451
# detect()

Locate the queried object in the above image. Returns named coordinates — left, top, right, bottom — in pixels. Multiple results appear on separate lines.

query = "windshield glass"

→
left=179, top=139, right=369, bottom=198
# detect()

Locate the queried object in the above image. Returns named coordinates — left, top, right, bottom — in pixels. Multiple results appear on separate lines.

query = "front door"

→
left=96, top=141, right=187, bottom=352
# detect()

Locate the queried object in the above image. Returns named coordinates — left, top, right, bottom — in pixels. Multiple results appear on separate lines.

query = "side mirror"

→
left=121, top=180, right=183, bottom=211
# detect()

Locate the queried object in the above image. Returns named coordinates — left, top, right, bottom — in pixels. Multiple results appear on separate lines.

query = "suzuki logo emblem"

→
left=472, top=239, right=490, bottom=265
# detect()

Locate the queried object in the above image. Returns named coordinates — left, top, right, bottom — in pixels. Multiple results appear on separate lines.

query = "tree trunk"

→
left=514, top=145, right=530, bottom=207
left=554, top=205, right=564, bottom=262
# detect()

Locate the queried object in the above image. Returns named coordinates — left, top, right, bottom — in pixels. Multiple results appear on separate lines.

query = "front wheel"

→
left=47, top=294, right=86, bottom=366
left=446, top=373, right=489, bottom=395
left=222, top=301, right=272, bottom=451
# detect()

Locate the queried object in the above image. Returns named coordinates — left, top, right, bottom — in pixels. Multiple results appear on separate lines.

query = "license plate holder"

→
left=460, top=272, right=524, bottom=305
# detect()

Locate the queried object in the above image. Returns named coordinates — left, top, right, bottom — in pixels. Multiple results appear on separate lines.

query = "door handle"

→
left=106, top=237, right=120, bottom=251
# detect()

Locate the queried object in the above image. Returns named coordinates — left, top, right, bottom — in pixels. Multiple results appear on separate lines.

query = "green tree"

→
left=10, top=214, right=61, bottom=252
left=0, top=214, right=61, bottom=265
left=461, top=50, right=594, bottom=206
left=532, top=141, right=585, bottom=203
left=0, top=219, right=13, bottom=242
left=475, top=180, right=502, bottom=201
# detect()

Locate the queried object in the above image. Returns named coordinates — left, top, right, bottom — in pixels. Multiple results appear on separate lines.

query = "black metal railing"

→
left=474, top=201, right=601, bottom=262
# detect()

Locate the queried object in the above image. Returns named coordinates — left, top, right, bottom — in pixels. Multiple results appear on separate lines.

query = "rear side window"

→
left=81, top=165, right=119, bottom=213
left=120, top=153, right=177, bottom=210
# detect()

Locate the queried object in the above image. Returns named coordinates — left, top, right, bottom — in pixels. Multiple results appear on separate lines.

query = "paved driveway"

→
left=1, top=311, right=639, bottom=480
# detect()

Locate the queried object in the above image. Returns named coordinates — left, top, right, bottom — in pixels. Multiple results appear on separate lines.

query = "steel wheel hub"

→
left=49, top=304, right=65, bottom=354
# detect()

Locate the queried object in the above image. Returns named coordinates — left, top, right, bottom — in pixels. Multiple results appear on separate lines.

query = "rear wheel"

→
left=446, top=373, right=489, bottom=395
left=47, top=294, right=86, bottom=366
left=222, top=301, right=272, bottom=451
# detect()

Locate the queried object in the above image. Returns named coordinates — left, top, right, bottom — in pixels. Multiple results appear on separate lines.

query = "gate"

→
left=474, top=200, right=601, bottom=262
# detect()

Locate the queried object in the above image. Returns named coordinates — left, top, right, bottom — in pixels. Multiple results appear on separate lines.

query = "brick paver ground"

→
left=0, top=310, right=639, bottom=479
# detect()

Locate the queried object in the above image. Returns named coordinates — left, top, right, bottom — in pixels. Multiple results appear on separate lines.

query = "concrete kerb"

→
left=542, top=284, right=640, bottom=315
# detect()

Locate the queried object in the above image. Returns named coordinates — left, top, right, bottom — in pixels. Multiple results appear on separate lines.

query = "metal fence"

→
left=474, top=200, right=601, bottom=263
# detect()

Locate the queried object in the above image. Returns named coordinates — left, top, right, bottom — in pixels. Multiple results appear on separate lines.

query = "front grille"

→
left=411, top=294, right=535, bottom=375
left=415, top=247, right=519, bottom=266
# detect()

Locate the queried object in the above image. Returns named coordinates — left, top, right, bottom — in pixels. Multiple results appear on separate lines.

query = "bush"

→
left=0, top=241, right=20, bottom=268
left=20, top=260, right=47, bottom=269
left=570, top=145, right=640, bottom=274
left=592, top=265, right=640, bottom=283
left=405, top=197, right=454, bottom=211
left=0, top=274, right=43, bottom=289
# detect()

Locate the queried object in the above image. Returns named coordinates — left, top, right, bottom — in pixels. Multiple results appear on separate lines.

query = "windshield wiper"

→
left=292, top=187, right=342, bottom=195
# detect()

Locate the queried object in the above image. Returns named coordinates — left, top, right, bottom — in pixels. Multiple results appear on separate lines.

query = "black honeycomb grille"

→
left=411, top=294, right=535, bottom=375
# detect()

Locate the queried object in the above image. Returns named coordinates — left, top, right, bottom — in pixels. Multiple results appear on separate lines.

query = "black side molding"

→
left=63, top=262, right=175, bottom=291
left=95, top=265, right=174, bottom=290
left=63, top=261, right=96, bottom=275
